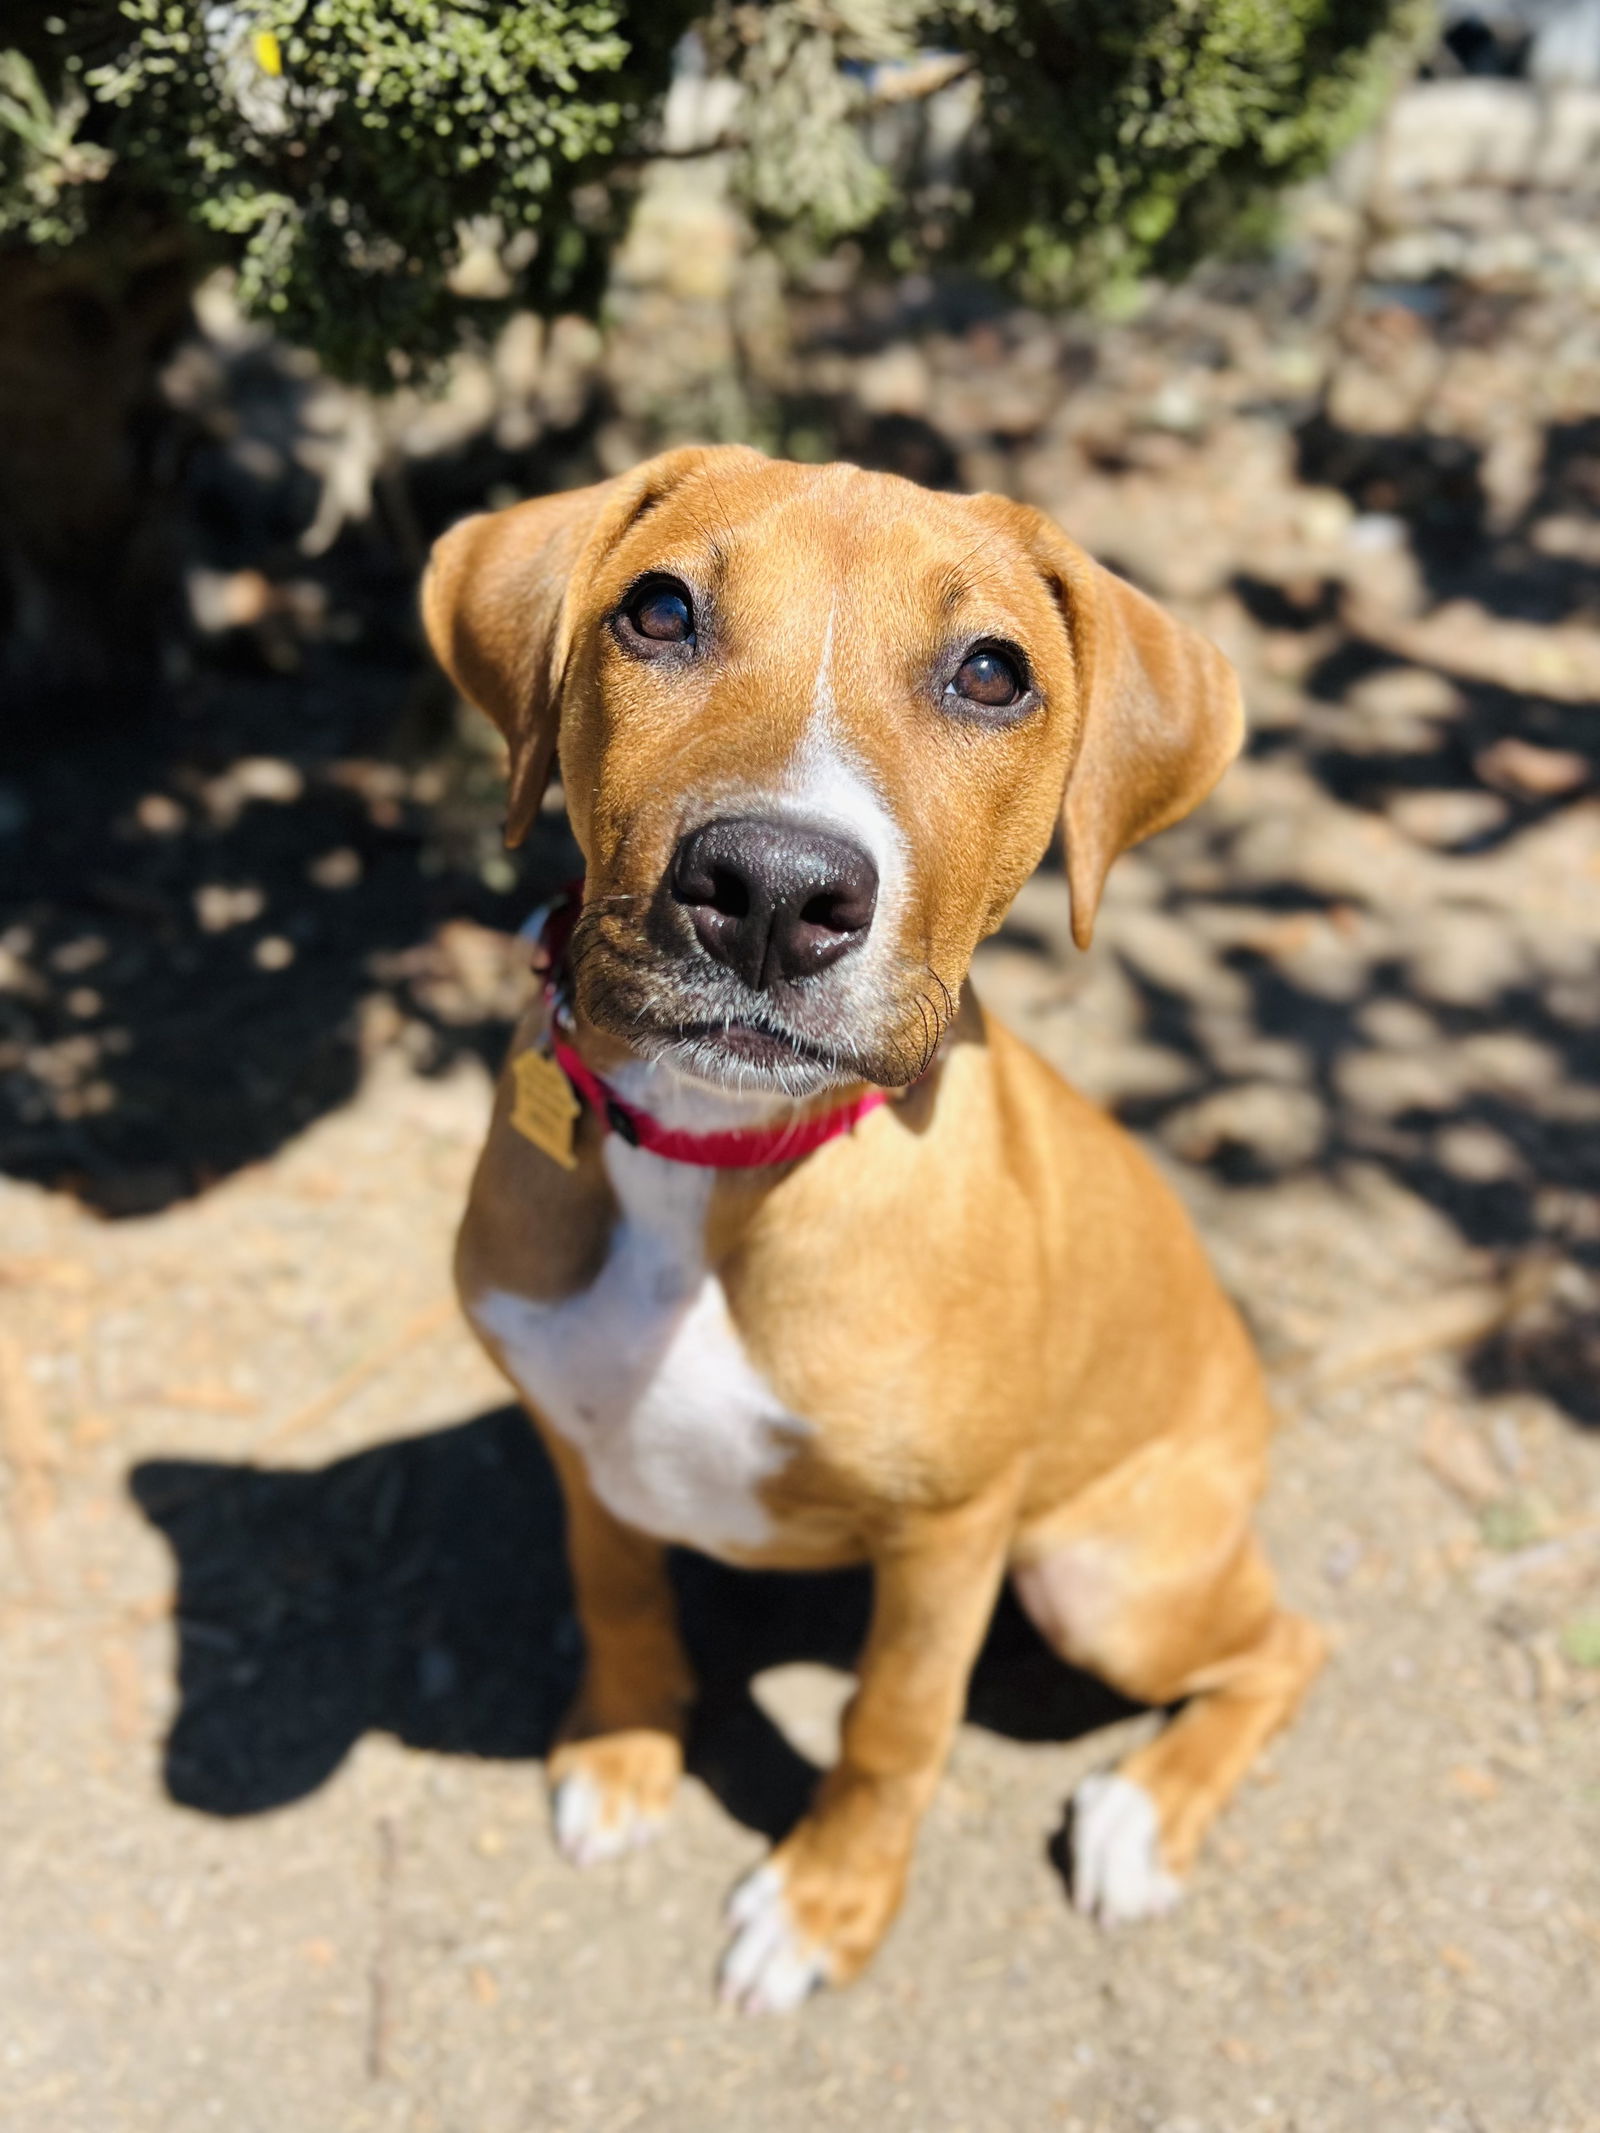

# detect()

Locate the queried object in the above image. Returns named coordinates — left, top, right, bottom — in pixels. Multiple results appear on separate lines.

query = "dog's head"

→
left=424, top=446, right=1241, bottom=1097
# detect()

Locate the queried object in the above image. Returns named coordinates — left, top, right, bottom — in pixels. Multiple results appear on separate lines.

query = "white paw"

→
left=551, top=1768, right=668, bottom=1869
left=718, top=1861, right=829, bottom=2015
left=1070, top=1772, right=1183, bottom=1927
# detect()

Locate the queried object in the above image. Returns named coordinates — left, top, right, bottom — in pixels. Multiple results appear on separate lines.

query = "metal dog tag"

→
left=509, top=1044, right=579, bottom=1169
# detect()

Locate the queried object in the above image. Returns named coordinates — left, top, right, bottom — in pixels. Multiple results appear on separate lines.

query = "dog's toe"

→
left=547, top=1728, right=681, bottom=1868
left=551, top=1766, right=669, bottom=1869
left=718, top=1861, right=829, bottom=2016
left=1069, top=1772, right=1183, bottom=1926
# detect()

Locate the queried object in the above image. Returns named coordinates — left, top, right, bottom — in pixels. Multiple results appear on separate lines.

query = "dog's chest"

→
left=470, top=1146, right=801, bottom=1551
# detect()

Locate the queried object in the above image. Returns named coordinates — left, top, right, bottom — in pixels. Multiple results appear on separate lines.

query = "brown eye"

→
left=627, top=579, right=694, bottom=643
left=951, top=646, right=1025, bottom=708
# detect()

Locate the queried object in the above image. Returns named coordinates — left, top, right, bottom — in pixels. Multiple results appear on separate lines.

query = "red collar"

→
left=522, top=881, right=890, bottom=1170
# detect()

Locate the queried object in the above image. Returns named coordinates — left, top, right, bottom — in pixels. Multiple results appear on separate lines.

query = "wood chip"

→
left=0, top=1255, right=93, bottom=1292
left=1476, top=737, right=1590, bottom=799
left=1445, top=1765, right=1500, bottom=1801
left=1421, top=1409, right=1507, bottom=1507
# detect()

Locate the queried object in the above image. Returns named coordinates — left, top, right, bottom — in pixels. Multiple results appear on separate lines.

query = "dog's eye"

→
left=627, top=579, right=694, bottom=644
left=951, top=646, right=1025, bottom=709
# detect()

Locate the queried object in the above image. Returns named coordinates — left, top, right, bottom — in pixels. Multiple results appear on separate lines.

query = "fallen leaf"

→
left=1559, top=1617, right=1600, bottom=1670
left=1446, top=1765, right=1500, bottom=1802
left=1477, top=1496, right=1550, bottom=1554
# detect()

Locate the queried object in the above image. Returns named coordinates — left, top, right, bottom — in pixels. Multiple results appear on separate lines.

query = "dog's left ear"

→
left=1027, top=518, right=1244, bottom=948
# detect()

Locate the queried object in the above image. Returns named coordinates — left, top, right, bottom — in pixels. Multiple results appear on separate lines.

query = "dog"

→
left=423, top=446, right=1324, bottom=2014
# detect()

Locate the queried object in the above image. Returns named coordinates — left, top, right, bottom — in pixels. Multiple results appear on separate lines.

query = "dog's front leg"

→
left=540, top=1429, right=696, bottom=1867
left=719, top=1483, right=1018, bottom=2014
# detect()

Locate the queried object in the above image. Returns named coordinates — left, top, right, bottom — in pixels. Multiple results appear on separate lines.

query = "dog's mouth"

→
left=570, top=925, right=930, bottom=1098
left=647, top=1016, right=855, bottom=1096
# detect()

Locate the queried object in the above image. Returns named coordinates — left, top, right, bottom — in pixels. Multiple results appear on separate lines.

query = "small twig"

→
left=257, top=1298, right=456, bottom=1456
left=617, top=52, right=974, bottom=169
left=365, top=1815, right=399, bottom=2082
left=0, top=1334, right=59, bottom=1594
left=866, top=52, right=973, bottom=106
left=98, top=1630, right=144, bottom=1742
left=1280, top=1259, right=1559, bottom=1396
left=1473, top=1523, right=1600, bottom=1599
left=622, top=134, right=744, bottom=165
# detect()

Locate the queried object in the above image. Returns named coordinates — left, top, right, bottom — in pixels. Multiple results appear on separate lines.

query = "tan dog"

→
left=424, top=446, right=1324, bottom=2013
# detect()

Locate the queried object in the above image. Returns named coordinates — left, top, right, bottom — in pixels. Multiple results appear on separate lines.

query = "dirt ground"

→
left=3, top=82, right=1600, bottom=2133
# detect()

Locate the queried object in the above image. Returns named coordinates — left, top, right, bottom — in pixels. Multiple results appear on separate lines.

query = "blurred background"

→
left=1, top=6, right=1598, bottom=2130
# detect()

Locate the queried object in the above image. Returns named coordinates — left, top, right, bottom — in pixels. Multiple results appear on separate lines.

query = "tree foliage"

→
left=913, top=0, right=1429, bottom=300
left=1, top=1, right=1427, bottom=387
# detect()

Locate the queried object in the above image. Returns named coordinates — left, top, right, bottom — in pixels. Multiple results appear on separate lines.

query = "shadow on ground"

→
left=0, top=352, right=604, bottom=1214
left=130, top=1407, right=1133, bottom=1837
left=1104, top=405, right=1600, bottom=1421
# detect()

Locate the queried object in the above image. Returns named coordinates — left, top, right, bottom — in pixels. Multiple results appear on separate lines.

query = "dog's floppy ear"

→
left=1029, top=520, right=1244, bottom=948
left=422, top=447, right=758, bottom=846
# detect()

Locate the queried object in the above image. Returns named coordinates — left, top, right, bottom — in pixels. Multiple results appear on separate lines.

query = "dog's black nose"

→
left=669, top=816, right=878, bottom=992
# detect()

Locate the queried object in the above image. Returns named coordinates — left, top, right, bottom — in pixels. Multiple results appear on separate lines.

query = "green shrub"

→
left=2, top=2, right=697, bottom=386
left=915, top=0, right=1430, bottom=304
left=1, top=1, right=1426, bottom=387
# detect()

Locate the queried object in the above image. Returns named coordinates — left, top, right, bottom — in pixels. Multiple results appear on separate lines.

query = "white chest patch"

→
left=470, top=1140, right=802, bottom=1552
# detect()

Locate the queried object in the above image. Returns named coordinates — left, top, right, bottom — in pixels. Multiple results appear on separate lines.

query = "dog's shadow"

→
left=130, top=1407, right=1134, bottom=1839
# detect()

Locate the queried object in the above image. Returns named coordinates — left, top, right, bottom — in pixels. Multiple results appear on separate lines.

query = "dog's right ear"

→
left=422, top=447, right=758, bottom=846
